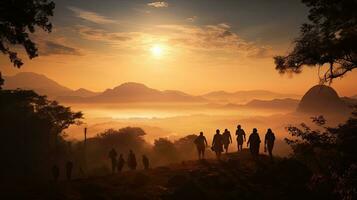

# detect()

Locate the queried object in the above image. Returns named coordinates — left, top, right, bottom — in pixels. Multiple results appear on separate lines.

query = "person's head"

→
left=225, top=128, right=228, bottom=132
left=216, top=129, right=220, bottom=134
left=267, top=128, right=272, bottom=133
left=253, top=128, right=257, bottom=133
left=237, top=125, right=241, bottom=129
left=199, top=131, right=203, bottom=136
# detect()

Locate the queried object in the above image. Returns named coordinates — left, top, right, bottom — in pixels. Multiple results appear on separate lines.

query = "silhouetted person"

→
left=142, top=155, right=149, bottom=170
left=117, top=154, right=125, bottom=172
left=127, top=150, right=137, bottom=170
left=66, top=161, right=73, bottom=180
left=52, top=164, right=59, bottom=182
left=236, top=125, right=246, bottom=152
left=247, top=128, right=261, bottom=158
left=108, top=148, right=118, bottom=174
left=222, top=128, right=232, bottom=153
left=212, top=129, right=224, bottom=160
left=264, top=128, right=276, bottom=160
left=194, top=132, right=208, bottom=159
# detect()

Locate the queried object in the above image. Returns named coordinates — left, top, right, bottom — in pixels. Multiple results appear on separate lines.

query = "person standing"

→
left=65, top=161, right=73, bottom=180
left=212, top=129, right=224, bottom=160
left=247, top=128, right=261, bottom=158
left=194, top=132, right=208, bottom=159
left=236, top=125, right=246, bottom=152
left=108, top=148, right=118, bottom=174
left=117, top=154, right=125, bottom=172
left=222, top=129, right=232, bottom=153
left=264, top=128, right=276, bottom=160
left=142, top=155, right=150, bottom=170
left=127, top=150, right=137, bottom=170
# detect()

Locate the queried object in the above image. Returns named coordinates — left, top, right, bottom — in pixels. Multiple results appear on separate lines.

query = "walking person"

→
left=236, top=125, right=246, bottom=152
left=212, top=129, right=224, bottom=160
left=264, top=128, right=276, bottom=160
left=142, top=155, right=149, bottom=170
left=222, top=129, right=232, bottom=153
left=117, top=154, right=125, bottom=172
left=65, top=161, right=73, bottom=180
left=194, top=132, right=208, bottom=159
left=127, top=150, right=137, bottom=170
left=247, top=128, right=261, bottom=158
left=108, top=148, right=118, bottom=174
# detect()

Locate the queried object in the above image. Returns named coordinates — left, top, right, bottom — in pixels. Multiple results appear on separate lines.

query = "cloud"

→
left=147, top=1, right=169, bottom=8
left=68, top=6, right=117, bottom=24
left=77, top=25, right=135, bottom=42
left=156, top=23, right=272, bottom=58
left=75, top=23, right=272, bottom=58
left=186, top=16, right=197, bottom=22
left=41, top=41, right=82, bottom=56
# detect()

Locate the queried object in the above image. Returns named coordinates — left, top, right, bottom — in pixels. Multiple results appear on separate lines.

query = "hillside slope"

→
left=4, top=151, right=317, bottom=200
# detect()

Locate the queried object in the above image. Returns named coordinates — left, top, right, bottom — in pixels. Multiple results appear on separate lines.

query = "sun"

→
left=150, top=44, right=164, bottom=57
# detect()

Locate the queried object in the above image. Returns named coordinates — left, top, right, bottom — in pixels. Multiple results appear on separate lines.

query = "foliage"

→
left=0, top=0, right=55, bottom=67
left=153, top=138, right=178, bottom=162
left=274, top=0, right=357, bottom=83
left=0, top=89, right=82, bottom=179
left=285, top=108, right=357, bottom=200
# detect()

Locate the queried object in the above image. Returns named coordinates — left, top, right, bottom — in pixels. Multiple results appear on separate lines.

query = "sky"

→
left=0, top=0, right=356, bottom=96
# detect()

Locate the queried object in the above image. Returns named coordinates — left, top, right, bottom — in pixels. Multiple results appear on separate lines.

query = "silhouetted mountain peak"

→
left=297, top=85, right=349, bottom=114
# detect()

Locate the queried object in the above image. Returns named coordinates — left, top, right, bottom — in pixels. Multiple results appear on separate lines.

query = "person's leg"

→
left=202, top=148, right=205, bottom=159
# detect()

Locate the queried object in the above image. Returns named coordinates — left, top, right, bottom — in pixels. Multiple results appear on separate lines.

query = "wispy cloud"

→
left=68, top=6, right=117, bottom=24
left=76, top=23, right=272, bottom=58
left=41, top=41, right=82, bottom=56
left=186, top=16, right=197, bottom=22
left=147, top=1, right=169, bottom=8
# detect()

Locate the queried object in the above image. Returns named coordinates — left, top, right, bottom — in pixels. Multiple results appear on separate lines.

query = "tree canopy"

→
left=274, top=0, right=357, bottom=82
left=0, top=0, right=55, bottom=68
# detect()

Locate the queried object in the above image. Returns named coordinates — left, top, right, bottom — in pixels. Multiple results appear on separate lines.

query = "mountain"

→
left=245, top=98, right=299, bottom=110
left=3, top=72, right=98, bottom=98
left=351, top=95, right=357, bottom=99
left=67, top=82, right=206, bottom=103
left=202, top=90, right=300, bottom=104
left=71, top=88, right=100, bottom=97
left=297, top=85, right=350, bottom=114
left=3, top=72, right=72, bottom=97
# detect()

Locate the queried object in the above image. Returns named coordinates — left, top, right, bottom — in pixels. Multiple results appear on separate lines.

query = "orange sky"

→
left=0, top=0, right=356, bottom=96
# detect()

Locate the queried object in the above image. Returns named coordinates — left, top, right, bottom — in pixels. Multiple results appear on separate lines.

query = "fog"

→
left=65, top=103, right=349, bottom=158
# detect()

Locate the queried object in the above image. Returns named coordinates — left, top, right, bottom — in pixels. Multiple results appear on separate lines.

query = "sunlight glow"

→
left=150, top=44, right=164, bottom=57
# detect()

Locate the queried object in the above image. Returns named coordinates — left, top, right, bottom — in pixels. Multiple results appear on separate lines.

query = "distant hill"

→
left=297, top=85, right=350, bottom=114
left=351, top=95, right=357, bottom=99
left=60, top=82, right=206, bottom=103
left=3, top=72, right=99, bottom=98
left=202, top=90, right=300, bottom=104
left=245, top=98, right=299, bottom=110
left=3, top=72, right=72, bottom=97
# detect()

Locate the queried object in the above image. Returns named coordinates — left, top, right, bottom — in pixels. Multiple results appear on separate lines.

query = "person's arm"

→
left=204, top=137, right=208, bottom=147
left=243, top=131, right=246, bottom=141
left=229, top=133, right=232, bottom=143
left=247, top=136, right=250, bottom=147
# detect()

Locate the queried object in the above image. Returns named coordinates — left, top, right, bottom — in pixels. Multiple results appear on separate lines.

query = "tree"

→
left=0, top=0, right=55, bottom=86
left=0, top=89, right=82, bottom=180
left=274, top=0, right=357, bottom=83
left=285, top=109, right=357, bottom=200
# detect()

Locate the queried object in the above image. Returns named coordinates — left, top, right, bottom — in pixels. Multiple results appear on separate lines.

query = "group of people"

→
left=194, top=125, right=276, bottom=160
left=108, top=149, right=150, bottom=174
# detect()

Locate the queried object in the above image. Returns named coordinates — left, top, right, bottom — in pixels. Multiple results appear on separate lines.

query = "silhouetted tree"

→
left=0, top=89, right=82, bottom=180
left=274, top=0, right=357, bottom=83
left=285, top=108, right=357, bottom=200
left=153, top=138, right=178, bottom=163
left=0, top=0, right=55, bottom=87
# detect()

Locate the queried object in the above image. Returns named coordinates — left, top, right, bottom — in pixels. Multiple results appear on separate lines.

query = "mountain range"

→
left=3, top=72, right=301, bottom=104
